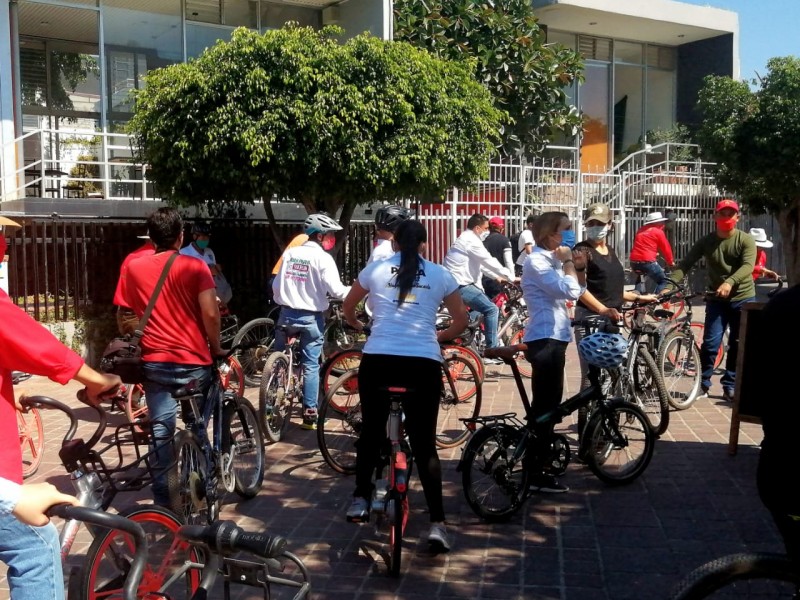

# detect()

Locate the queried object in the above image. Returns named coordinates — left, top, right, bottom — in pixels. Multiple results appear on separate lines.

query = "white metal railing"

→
left=1, top=127, right=158, bottom=202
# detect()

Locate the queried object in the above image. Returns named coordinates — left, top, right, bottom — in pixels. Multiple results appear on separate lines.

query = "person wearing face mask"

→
left=668, top=199, right=756, bottom=403
left=272, top=213, right=350, bottom=429
left=572, top=203, right=657, bottom=391
left=521, top=211, right=587, bottom=493
left=443, top=213, right=516, bottom=361
left=180, top=222, right=233, bottom=305
left=629, top=212, right=675, bottom=293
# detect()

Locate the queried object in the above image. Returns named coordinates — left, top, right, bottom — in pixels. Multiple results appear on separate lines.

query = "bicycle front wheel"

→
left=232, top=317, right=275, bottom=387
left=658, top=330, right=702, bottom=410
left=224, top=397, right=265, bottom=498
left=388, top=491, right=408, bottom=578
left=259, top=352, right=294, bottom=443
left=582, top=400, right=654, bottom=485
left=461, top=423, right=528, bottom=522
left=320, top=348, right=363, bottom=401
left=79, top=505, right=201, bottom=600
left=124, top=383, right=149, bottom=432
left=667, top=552, right=800, bottom=599
left=628, top=346, right=671, bottom=436
left=437, top=356, right=482, bottom=449
left=507, top=328, right=532, bottom=378
left=19, top=407, right=44, bottom=479
left=317, top=369, right=361, bottom=475
left=169, top=430, right=213, bottom=525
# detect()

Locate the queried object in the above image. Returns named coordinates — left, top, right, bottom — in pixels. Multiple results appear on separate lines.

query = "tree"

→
left=394, top=0, right=583, bottom=158
left=127, top=25, right=506, bottom=241
left=696, top=56, right=800, bottom=284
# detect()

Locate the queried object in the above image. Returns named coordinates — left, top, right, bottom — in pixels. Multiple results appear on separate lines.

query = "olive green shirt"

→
left=670, top=229, right=756, bottom=302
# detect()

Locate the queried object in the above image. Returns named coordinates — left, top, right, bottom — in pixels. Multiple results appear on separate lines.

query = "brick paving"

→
left=1, top=334, right=777, bottom=600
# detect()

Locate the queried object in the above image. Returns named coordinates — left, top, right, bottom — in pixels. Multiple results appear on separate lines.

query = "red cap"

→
left=489, top=216, right=504, bottom=228
left=715, top=199, right=739, bottom=213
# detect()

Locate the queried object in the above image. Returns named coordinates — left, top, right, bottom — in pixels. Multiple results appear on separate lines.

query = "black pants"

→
left=355, top=354, right=445, bottom=523
left=525, top=338, right=569, bottom=459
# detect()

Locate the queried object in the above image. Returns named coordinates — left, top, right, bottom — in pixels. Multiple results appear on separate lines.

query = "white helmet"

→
left=304, top=213, right=342, bottom=235
left=578, top=332, right=629, bottom=369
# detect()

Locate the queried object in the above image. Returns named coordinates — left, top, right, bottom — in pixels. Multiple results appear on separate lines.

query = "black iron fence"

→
left=4, top=218, right=376, bottom=323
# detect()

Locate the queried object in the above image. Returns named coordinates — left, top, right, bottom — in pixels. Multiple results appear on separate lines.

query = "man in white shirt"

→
left=515, top=214, right=537, bottom=275
left=443, top=214, right=515, bottom=359
left=368, top=205, right=414, bottom=264
left=272, top=213, right=350, bottom=429
left=180, top=222, right=233, bottom=304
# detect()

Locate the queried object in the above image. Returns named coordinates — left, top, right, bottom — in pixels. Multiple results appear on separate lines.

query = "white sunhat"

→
left=749, top=227, right=773, bottom=248
left=643, top=212, right=669, bottom=226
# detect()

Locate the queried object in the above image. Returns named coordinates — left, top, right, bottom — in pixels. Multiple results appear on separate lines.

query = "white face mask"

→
left=585, top=225, right=609, bottom=241
left=478, top=229, right=490, bottom=242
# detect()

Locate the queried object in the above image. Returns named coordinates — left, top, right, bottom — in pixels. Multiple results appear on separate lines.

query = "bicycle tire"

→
left=436, top=356, right=482, bottom=449
left=461, top=423, right=528, bottom=522
left=320, top=348, right=363, bottom=400
left=582, top=400, right=654, bottom=485
left=323, top=320, right=355, bottom=358
left=317, top=369, right=361, bottom=475
left=232, top=317, right=275, bottom=387
left=222, top=355, right=246, bottom=397
left=388, top=491, right=406, bottom=578
left=259, top=352, right=294, bottom=443
left=658, top=330, right=702, bottom=410
left=507, top=328, right=533, bottom=378
left=78, top=505, right=201, bottom=600
left=667, top=552, right=800, bottom=599
left=124, top=383, right=148, bottom=432
left=626, top=346, right=671, bottom=436
left=19, top=407, right=44, bottom=479
left=169, top=430, right=213, bottom=525
left=440, top=344, right=485, bottom=385
left=224, top=397, right=265, bottom=498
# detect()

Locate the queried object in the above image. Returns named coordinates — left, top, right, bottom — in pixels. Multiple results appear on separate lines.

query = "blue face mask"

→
left=195, top=239, right=210, bottom=250
left=560, top=229, right=576, bottom=249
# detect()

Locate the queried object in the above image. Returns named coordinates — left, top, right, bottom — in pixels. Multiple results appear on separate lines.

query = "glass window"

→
left=580, top=63, right=610, bottom=171
left=615, top=41, right=643, bottom=64
left=578, top=36, right=611, bottom=62
left=614, top=65, right=644, bottom=161
left=186, top=23, right=235, bottom=59
left=546, top=30, right=575, bottom=50
left=647, top=45, right=676, bottom=70
left=225, top=0, right=258, bottom=28
left=646, top=69, right=675, bottom=134
left=261, top=2, right=321, bottom=30
left=187, top=0, right=222, bottom=24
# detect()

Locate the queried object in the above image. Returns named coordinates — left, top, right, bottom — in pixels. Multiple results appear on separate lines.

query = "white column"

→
left=0, top=0, right=19, bottom=200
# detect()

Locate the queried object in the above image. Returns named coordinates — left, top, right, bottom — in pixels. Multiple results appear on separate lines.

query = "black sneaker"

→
left=722, top=389, right=734, bottom=403
left=697, top=385, right=710, bottom=399
left=529, top=474, right=569, bottom=494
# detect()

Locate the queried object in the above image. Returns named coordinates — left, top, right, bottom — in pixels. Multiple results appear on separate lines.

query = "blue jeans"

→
left=458, top=284, right=499, bottom=348
left=630, top=260, right=669, bottom=293
left=701, top=297, right=754, bottom=393
left=274, top=308, right=324, bottom=413
left=142, top=362, right=214, bottom=505
left=0, top=515, right=63, bottom=600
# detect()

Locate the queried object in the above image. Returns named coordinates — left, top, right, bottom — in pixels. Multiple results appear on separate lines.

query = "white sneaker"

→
left=427, top=523, right=452, bottom=553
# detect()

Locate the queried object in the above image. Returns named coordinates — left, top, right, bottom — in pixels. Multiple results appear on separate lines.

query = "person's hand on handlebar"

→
left=636, top=293, right=659, bottom=304
left=74, top=364, right=121, bottom=406
left=12, top=482, right=79, bottom=527
left=715, top=281, right=733, bottom=299
left=599, top=306, right=621, bottom=322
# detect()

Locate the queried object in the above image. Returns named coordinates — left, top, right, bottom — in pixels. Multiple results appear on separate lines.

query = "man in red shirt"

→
left=629, top=211, right=675, bottom=293
left=124, top=207, right=222, bottom=507
left=113, top=233, right=155, bottom=335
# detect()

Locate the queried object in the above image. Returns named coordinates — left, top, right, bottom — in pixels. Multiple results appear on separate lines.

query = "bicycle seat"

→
left=484, top=344, right=527, bottom=360
left=174, top=380, right=201, bottom=398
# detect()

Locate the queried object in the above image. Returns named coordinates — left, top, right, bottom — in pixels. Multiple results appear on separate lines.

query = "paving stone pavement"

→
left=2, top=331, right=777, bottom=600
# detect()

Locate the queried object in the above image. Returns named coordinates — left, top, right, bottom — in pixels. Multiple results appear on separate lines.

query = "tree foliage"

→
left=696, top=56, right=800, bottom=283
left=394, top=0, right=583, bottom=158
left=128, top=25, right=506, bottom=226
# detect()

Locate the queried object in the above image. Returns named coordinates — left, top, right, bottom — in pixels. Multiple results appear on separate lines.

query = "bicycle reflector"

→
left=394, top=452, right=408, bottom=493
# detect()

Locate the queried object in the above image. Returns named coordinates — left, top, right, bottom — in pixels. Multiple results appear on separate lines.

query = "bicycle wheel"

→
left=658, top=330, right=702, bottom=410
left=628, top=346, right=670, bottom=436
left=224, top=397, right=265, bottom=498
left=582, top=400, right=654, bottom=485
left=19, top=407, right=44, bottom=479
left=387, top=491, right=407, bottom=578
left=667, top=552, right=800, bottom=599
left=124, top=383, right=149, bottom=431
left=440, top=344, right=485, bottom=384
left=232, top=317, right=275, bottom=387
left=437, top=357, right=482, bottom=449
left=169, top=430, right=213, bottom=525
left=320, top=348, right=363, bottom=401
left=259, top=352, right=294, bottom=443
left=79, top=505, right=201, bottom=600
left=323, top=320, right=355, bottom=358
left=690, top=322, right=725, bottom=369
left=461, top=423, right=528, bottom=522
left=317, top=369, right=361, bottom=475
left=222, top=355, right=245, bottom=397
left=507, top=328, right=532, bottom=378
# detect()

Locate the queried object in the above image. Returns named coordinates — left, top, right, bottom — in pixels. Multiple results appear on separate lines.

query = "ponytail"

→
left=394, top=220, right=426, bottom=305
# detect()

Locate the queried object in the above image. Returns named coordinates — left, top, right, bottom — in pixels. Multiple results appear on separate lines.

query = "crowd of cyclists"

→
left=0, top=194, right=796, bottom=597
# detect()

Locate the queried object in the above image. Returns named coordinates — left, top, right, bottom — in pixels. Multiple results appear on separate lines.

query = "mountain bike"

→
left=231, top=316, right=276, bottom=387
left=458, top=317, right=655, bottom=522
left=170, top=348, right=266, bottom=525
left=259, top=324, right=304, bottom=442
left=13, top=370, right=45, bottom=479
left=667, top=552, right=800, bottom=599
left=21, top=390, right=200, bottom=599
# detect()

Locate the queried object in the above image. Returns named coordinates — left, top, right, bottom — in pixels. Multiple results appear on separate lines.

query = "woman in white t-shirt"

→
left=342, top=220, right=468, bottom=553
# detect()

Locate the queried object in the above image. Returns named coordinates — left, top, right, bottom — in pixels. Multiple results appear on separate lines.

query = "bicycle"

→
left=231, top=315, right=276, bottom=387
left=170, top=347, right=266, bottom=525
left=13, top=370, right=45, bottom=479
left=667, top=552, right=800, bottom=599
left=20, top=390, right=201, bottom=598
left=345, top=384, right=414, bottom=578
left=317, top=349, right=483, bottom=475
left=259, top=324, right=304, bottom=443
left=458, top=317, right=656, bottom=522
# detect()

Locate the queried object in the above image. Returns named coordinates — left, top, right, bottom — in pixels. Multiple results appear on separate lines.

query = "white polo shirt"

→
left=272, top=241, right=350, bottom=312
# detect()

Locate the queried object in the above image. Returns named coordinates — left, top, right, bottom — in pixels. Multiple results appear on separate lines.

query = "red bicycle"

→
left=14, top=371, right=45, bottom=479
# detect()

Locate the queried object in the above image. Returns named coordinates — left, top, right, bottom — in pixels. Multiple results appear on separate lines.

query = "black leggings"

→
left=355, top=354, right=445, bottom=523
left=524, top=338, right=569, bottom=459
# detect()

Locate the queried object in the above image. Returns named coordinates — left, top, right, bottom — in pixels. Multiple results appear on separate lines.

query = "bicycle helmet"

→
left=578, top=332, right=629, bottom=369
left=374, top=205, right=414, bottom=233
left=304, top=213, right=343, bottom=235
left=192, top=222, right=211, bottom=235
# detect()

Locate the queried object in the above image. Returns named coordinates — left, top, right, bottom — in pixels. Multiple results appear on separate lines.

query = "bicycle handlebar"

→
left=19, top=396, right=80, bottom=444
left=47, top=504, right=148, bottom=600
left=178, top=520, right=287, bottom=559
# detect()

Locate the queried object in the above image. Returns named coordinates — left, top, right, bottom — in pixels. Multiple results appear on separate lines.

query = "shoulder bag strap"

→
left=130, top=252, right=180, bottom=346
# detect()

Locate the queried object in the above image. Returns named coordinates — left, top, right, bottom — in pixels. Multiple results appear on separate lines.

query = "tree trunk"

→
left=776, top=201, right=800, bottom=286
left=262, top=198, right=286, bottom=250
left=334, top=200, right=358, bottom=258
